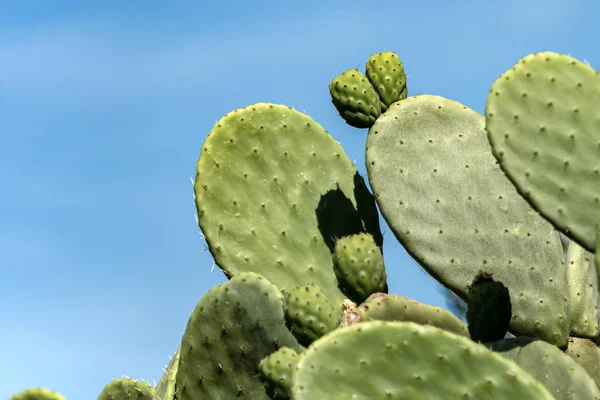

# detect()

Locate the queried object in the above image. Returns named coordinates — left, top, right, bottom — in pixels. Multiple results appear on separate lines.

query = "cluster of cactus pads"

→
left=11, top=50, right=600, bottom=399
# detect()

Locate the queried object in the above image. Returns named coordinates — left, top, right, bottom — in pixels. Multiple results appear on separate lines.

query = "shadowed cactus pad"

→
left=284, top=283, right=339, bottom=347
left=365, top=94, right=569, bottom=347
left=9, top=389, right=67, bottom=400
left=97, top=378, right=155, bottom=400
left=485, top=51, right=600, bottom=252
left=366, top=51, right=408, bottom=109
left=332, top=232, right=387, bottom=304
left=466, top=272, right=512, bottom=343
left=340, top=293, right=469, bottom=337
left=258, top=347, right=298, bottom=399
left=329, top=69, right=382, bottom=128
left=175, top=272, right=302, bottom=400
left=194, top=103, right=382, bottom=305
left=291, top=321, right=554, bottom=399
left=487, top=336, right=600, bottom=399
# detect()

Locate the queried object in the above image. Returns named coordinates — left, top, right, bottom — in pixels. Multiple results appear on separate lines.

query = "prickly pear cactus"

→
left=194, top=103, right=383, bottom=305
left=365, top=51, right=407, bottom=110
left=485, top=51, right=600, bottom=252
left=175, top=272, right=302, bottom=400
left=9, top=388, right=67, bottom=400
left=283, top=283, right=339, bottom=347
left=97, top=378, right=154, bottom=400
left=565, top=337, right=600, bottom=390
left=291, top=321, right=555, bottom=399
left=365, top=93, right=569, bottom=347
left=153, top=347, right=180, bottom=400
left=466, top=272, right=512, bottom=343
left=339, top=292, right=469, bottom=337
left=328, top=69, right=382, bottom=128
left=258, top=347, right=298, bottom=399
left=332, top=232, right=387, bottom=304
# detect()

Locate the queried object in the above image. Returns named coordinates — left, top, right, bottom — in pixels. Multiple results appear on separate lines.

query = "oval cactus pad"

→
left=365, top=94, right=569, bottom=347
left=485, top=51, right=600, bottom=252
left=291, top=321, right=554, bottom=400
left=194, top=103, right=382, bottom=304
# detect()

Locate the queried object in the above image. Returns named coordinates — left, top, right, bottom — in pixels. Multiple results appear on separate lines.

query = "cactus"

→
left=328, top=69, right=382, bottom=128
left=153, top=348, right=180, bottom=400
left=339, top=292, right=469, bottom=337
left=258, top=347, right=298, bottom=399
left=291, top=321, right=555, bottom=399
left=175, top=272, right=302, bottom=400
left=466, top=272, right=512, bottom=343
left=487, top=336, right=600, bottom=399
left=332, top=232, right=388, bottom=304
left=565, top=337, right=600, bottom=390
left=9, top=389, right=67, bottom=400
left=283, top=283, right=339, bottom=347
left=485, top=51, right=600, bottom=253
left=365, top=51, right=408, bottom=110
left=97, top=378, right=155, bottom=400
left=193, top=102, right=383, bottom=305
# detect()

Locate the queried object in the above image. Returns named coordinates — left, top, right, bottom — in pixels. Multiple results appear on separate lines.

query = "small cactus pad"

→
left=566, top=239, right=600, bottom=338
left=466, top=272, right=512, bottom=343
left=9, top=388, right=67, bottom=400
left=329, top=69, right=382, bottom=128
left=565, top=337, right=600, bottom=390
left=340, top=293, right=469, bottom=337
left=97, top=378, right=155, bottom=400
left=153, top=347, right=180, bottom=400
left=365, top=94, right=569, bottom=347
left=332, top=233, right=387, bottom=304
left=175, top=272, right=302, bottom=400
left=485, top=51, right=600, bottom=252
left=194, top=103, right=382, bottom=304
left=291, top=321, right=554, bottom=399
left=284, top=283, right=339, bottom=347
left=258, top=347, right=298, bottom=399
left=365, top=51, right=408, bottom=109
left=487, top=336, right=600, bottom=399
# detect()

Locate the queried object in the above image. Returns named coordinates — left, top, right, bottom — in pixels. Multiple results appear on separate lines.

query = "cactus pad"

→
left=284, top=283, right=339, bottom=347
left=340, top=293, right=469, bottom=337
left=97, top=378, right=155, bottom=400
left=258, top=347, right=298, bottom=399
left=332, top=232, right=387, bottom=304
left=329, top=69, right=382, bottom=128
left=175, top=272, right=302, bottom=400
left=194, top=103, right=382, bottom=305
left=565, top=337, right=600, bottom=390
left=487, top=336, right=600, bottom=399
left=153, top=347, right=180, bottom=400
left=291, top=321, right=554, bottom=399
left=365, top=94, right=569, bottom=347
left=365, top=51, right=408, bottom=109
left=9, top=389, right=67, bottom=400
left=485, top=51, right=600, bottom=252
left=466, top=272, right=512, bottom=343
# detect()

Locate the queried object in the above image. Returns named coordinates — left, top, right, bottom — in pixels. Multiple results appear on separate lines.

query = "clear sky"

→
left=1, top=0, right=598, bottom=399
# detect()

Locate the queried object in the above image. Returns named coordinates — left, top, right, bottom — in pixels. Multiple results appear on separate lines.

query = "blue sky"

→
left=1, top=0, right=597, bottom=398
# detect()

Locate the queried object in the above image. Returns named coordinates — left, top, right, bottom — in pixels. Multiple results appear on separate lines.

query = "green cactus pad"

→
left=291, top=321, right=554, bottom=399
left=566, top=239, right=600, bottom=338
left=466, top=272, right=512, bottom=343
left=258, top=347, right=298, bottom=399
left=175, top=272, right=302, bottom=400
left=487, top=336, right=600, bottom=399
left=365, top=51, right=408, bottom=110
left=485, top=51, right=600, bottom=252
left=565, top=337, right=600, bottom=390
left=365, top=94, right=569, bottom=347
left=9, top=388, right=67, bottom=400
left=153, top=347, right=180, bottom=400
left=340, top=293, right=469, bottom=338
left=97, top=378, right=155, bottom=400
left=284, top=283, right=339, bottom=347
left=194, top=103, right=382, bottom=305
left=329, top=69, right=382, bottom=128
left=332, top=232, right=387, bottom=304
